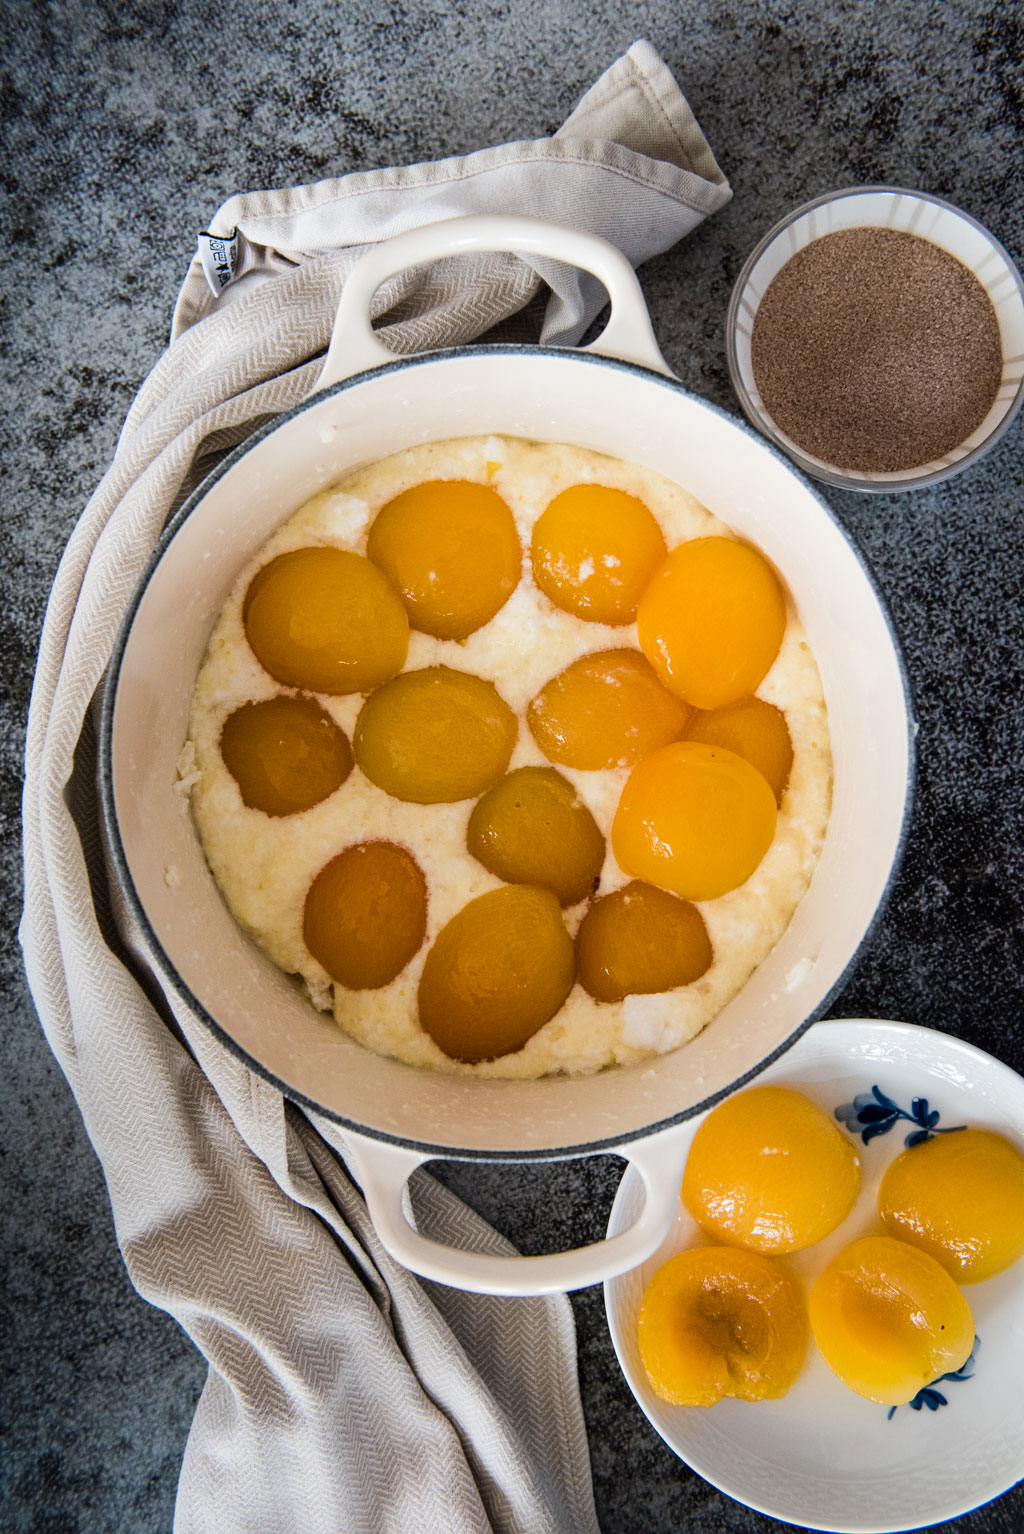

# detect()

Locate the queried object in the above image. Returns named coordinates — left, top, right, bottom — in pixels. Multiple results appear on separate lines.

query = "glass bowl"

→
left=726, top=186, right=1024, bottom=492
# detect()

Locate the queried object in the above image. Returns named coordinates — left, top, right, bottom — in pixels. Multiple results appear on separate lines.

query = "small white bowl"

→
left=604, top=1018, right=1024, bottom=1532
left=726, top=187, right=1024, bottom=492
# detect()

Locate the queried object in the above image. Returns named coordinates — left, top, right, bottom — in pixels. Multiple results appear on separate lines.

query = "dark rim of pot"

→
left=99, top=344, right=916, bottom=1163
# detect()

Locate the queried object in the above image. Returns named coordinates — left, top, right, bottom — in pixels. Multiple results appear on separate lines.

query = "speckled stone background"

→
left=3, top=2, right=1022, bottom=1531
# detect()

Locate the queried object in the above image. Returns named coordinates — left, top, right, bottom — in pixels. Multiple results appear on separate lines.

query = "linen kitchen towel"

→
left=21, top=39, right=730, bottom=1534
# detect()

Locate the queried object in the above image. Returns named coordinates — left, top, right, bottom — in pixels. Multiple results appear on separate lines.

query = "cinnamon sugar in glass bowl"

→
left=726, top=187, right=1024, bottom=492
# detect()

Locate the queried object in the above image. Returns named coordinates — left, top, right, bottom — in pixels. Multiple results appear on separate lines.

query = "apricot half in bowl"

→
left=879, top=1127, right=1024, bottom=1283
left=809, top=1234, right=975, bottom=1406
left=638, top=1245, right=807, bottom=1407
left=682, top=1085, right=861, bottom=1254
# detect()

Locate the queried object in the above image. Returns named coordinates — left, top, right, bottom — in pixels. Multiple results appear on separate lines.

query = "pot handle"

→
left=338, top=1124, right=688, bottom=1295
left=314, top=213, right=672, bottom=392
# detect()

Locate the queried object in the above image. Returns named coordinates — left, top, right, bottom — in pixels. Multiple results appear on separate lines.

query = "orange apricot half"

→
left=682, top=1086, right=861, bottom=1254
left=575, top=881, right=712, bottom=1002
left=637, top=537, right=786, bottom=709
left=367, top=479, right=521, bottom=640
left=418, top=885, right=575, bottom=1063
left=220, top=695, right=352, bottom=816
left=527, top=649, right=691, bottom=771
left=638, top=1245, right=808, bottom=1407
left=243, top=545, right=408, bottom=694
left=531, top=483, right=667, bottom=625
left=686, top=696, right=793, bottom=805
left=612, top=741, right=777, bottom=902
left=303, top=841, right=427, bottom=990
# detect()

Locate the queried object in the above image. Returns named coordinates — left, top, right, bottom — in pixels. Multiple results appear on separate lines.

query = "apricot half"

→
left=809, top=1235, right=975, bottom=1405
left=612, top=741, right=777, bottom=902
left=354, top=666, right=517, bottom=803
left=367, top=479, right=521, bottom=640
left=220, top=695, right=352, bottom=815
left=417, top=885, right=575, bottom=1062
left=575, top=881, right=712, bottom=1002
left=879, top=1128, right=1024, bottom=1283
left=527, top=650, right=691, bottom=771
left=530, top=483, right=667, bottom=625
left=683, top=1086, right=861, bottom=1254
left=243, top=546, right=408, bottom=694
left=466, top=767, right=605, bottom=907
left=686, top=696, right=793, bottom=806
left=638, top=1245, right=808, bottom=1407
left=637, top=537, right=786, bottom=709
left=303, top=841, right=427, bottom=990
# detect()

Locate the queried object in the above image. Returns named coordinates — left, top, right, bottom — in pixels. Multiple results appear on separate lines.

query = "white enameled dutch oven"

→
left=101, top=216, right=913, bottom=1296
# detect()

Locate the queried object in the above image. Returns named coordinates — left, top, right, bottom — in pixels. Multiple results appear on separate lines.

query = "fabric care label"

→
left=198, top=229, right=240, bottom=297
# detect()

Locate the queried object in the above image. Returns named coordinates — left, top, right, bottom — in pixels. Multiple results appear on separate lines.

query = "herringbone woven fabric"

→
left=21, top=40, right=730, bottom=1534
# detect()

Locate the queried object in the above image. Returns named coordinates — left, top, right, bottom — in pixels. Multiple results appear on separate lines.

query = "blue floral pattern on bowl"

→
left=886, top=1339, right=979, bottom=1420
left=834, top=1084, right=966, bottom=1148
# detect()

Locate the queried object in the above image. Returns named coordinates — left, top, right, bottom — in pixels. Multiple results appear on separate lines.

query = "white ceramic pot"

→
left=102, top=215, right=913, bottom=1296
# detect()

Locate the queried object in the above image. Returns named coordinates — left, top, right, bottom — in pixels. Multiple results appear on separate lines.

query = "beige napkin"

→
left=21, top=40, right=730, bottom=1534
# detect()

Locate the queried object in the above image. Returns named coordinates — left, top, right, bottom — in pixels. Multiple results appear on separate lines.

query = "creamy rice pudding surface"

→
left=184, top=435, right=832, bottom=1079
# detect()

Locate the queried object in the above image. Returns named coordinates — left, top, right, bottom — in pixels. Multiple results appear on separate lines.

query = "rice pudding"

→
left=184, top=435, right=832, bottom=1079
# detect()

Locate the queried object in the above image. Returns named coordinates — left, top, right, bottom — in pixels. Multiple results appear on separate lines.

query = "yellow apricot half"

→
left=354, top=666, right=517, bottom=803
left=638, top=1245, right=808, bottom=1407
left=809, top=1235, right=975, bottom=1406
left=879, top=1128, right=1024, bottom=1283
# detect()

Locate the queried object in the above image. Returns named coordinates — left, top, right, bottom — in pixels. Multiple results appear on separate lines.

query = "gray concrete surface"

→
left=3, top=1, right=1022, bottom=1530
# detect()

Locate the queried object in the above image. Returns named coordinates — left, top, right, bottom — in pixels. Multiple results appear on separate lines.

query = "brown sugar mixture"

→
left=751, top=227, right=1003, bottom=472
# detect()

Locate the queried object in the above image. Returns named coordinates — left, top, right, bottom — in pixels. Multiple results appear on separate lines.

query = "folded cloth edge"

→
left=171, top=38, right=731, bottom=340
